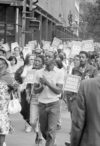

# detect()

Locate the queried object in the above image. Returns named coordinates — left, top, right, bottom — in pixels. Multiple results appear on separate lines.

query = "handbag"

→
left=8, top=91, right=22, bottom=114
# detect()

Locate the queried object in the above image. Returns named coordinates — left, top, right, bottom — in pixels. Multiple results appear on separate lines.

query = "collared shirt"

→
left=36, top=66, right=64, bottom=104
left=72, top=63, right=97, bottom=80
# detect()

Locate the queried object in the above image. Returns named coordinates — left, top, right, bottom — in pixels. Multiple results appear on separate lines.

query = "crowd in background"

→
left=0, top=39, right=100, bottom=146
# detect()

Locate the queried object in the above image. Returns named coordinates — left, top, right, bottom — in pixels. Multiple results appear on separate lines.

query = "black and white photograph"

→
left=0, top=0, right=99, bottom=146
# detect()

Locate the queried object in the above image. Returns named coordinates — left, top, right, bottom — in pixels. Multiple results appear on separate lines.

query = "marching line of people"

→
left=0, top=40, right=100, bottom=146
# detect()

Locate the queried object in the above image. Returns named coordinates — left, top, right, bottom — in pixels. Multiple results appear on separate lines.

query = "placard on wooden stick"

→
left=64, top=74, right=81, bottom=93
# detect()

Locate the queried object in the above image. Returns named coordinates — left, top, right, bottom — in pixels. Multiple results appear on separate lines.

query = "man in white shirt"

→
left=34, top=51, right=64, bottom=146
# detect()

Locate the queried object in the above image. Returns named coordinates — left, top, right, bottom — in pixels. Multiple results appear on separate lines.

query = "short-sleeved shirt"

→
left=36, top=66, right=64, bottom=103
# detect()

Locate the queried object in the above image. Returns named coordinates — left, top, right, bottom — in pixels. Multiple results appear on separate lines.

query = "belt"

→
left=39, top=101, right=59, bottom=107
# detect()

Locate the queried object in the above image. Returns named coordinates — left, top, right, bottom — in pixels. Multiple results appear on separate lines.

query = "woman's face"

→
left=14, top=47, right=20, bottom=57
left=29, top=55, right=35, bottom=66
left=74, top=56, right=80, bottom=67
left=34, top=57, right=43, bottom=69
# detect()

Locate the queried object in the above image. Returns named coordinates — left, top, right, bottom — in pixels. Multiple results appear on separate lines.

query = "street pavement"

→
left=6, top=101, right=71, bottom=146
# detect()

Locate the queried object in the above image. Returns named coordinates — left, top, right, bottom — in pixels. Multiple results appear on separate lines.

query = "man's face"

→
left=29, top=55, right=35, bottom=66
left=44, top=51, right=54, bottom=66
left=80, top=53, right=88, bottom=66
left=14, top=47, right=20, bottom=57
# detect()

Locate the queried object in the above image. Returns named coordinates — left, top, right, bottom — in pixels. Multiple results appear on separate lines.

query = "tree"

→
left=80, top=0, right=100, bottom=41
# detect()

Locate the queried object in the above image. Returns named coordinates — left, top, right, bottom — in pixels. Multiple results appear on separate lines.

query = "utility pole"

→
left=21, top=0, right=27, bottom=49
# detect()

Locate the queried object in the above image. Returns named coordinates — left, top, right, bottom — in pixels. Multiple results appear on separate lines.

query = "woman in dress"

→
left=0, top=56, right=16, bottom=146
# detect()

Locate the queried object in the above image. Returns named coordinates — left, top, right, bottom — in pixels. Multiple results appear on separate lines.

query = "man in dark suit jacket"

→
left=72, top=51, right=97, bottom=79
left=71, top=76, right=100, bottom=146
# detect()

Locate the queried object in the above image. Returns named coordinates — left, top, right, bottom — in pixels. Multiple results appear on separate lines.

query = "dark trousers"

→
left=0, top=135, right=5, bottom=146
left=20, top=90, right=30, bottom=124
left=39, top=101, right=60, bottom=146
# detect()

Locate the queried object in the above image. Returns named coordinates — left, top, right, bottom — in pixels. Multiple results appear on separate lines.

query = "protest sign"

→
left=81, top=40, right=94, bottom=52
left=70, top=41, right=81, bottom=58
left=52, top=37, right=62, bottom=48
left=24, top=70, right=36, bottom=84
left=42, top=41, right=51, bottom=50
left=64, top=74, right=81, bottom=93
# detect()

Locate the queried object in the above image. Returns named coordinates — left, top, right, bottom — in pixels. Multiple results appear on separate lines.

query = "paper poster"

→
left=52, top=37, right=62, bottom=48
left=64, top=74, right=81, bottom=93
left=43, top=41, right=51, bottom=50
left=24, top=70, right=36, bottom=84
left=70, top=41, right=82, bottom=58
left=81, top=40, right=94, bottom=52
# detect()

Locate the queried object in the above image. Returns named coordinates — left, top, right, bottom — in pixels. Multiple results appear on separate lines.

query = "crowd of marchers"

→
left=0, top=39, right=100, bottom=146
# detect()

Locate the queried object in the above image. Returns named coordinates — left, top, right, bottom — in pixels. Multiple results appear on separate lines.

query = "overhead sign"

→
left=29, top=20, right=40, bottom=30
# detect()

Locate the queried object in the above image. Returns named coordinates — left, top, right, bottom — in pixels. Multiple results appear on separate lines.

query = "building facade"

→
left=0, top=0, right=77, bottom=45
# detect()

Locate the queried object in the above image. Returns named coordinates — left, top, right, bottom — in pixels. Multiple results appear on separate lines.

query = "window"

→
left=0, top=5, right=15, bottom=43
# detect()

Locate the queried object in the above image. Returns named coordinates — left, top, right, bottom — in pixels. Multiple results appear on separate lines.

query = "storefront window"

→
left=0, top=5, right=15, bottom=43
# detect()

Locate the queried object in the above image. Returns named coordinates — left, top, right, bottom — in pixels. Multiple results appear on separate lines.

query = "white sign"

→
left=64, top=74, right=81, bottom=93
left=43, top=41, right=51, bottom=50
left=81, top=40, right=94, bottom=52
left=52, top=37, right=62, bottom=48
left=70, top=41, right=81, bottom=58
left=24, top=70, right=36, bottom=84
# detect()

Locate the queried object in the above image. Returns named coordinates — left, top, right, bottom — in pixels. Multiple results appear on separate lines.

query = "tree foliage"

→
left=80, top=0, right=100, bottom=41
